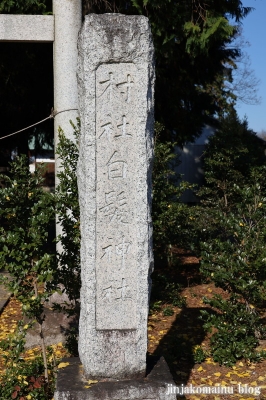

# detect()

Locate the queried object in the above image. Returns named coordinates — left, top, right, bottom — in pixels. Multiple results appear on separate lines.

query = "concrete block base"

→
left=54, top=356, right=176, bottom=400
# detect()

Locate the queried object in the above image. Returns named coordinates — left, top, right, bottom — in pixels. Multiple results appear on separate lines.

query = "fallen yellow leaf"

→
left=87, top=380, right=98, bottom=384
left=57, top=362, right=70, bottom=369
left=214, top=372, right=221, bottom=377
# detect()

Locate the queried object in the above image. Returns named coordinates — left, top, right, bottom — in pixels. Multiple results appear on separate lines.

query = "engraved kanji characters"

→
left=99, top=72, right=115, bottom=102
left=97, top=67, right=136, bottom=303
left=115, top=237, right=131, bottom=269
left=99, top=121, right=113, bottom=141
left=97, top=71, right=134, bottom=141
left=99, top=117, right=131, bottom=141
left=117, top=73, right=134, bottom=103
left=102, top=285, right=113, bottom=300
left=102, top=278, right=131, bottom=302
left=101, top=244, right=113, bottom=262
left=107, top=151, right=127, bottom=179
left=116, top=115, right=131, bottom=138
left=99, top=71, right=134, bottom=104
left=116, top=278, right=129, bottom=300
left=100, top=237, right=131, bottom=269
left=99, top=190, right=129, bottom=223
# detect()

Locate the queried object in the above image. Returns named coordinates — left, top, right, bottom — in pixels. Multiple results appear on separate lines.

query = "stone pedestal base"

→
left=54, top=357, right=176, bottom=400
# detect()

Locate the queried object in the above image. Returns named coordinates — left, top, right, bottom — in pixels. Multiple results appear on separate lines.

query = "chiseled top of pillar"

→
left=78, top=13, right=154, bottom=68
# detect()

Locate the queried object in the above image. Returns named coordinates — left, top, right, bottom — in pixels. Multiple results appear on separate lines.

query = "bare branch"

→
left=225, top=28, right=261, bottom=105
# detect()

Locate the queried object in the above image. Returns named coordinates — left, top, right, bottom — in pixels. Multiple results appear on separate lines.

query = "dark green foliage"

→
left=0, top=154, right=56, bottom=386
left=200, top=167, right=266, bottom=307
left=199, top=111, right=266, bottom=211
left=0, top=124, right=82, bottom=397
left=53, top=121, right=81, bottom=305
left=192, top=345, right=208, bottom=364
left=197, top=113, right=266, bottom=365
left=51, top=122, right=81, bottom=354
left=0, top=0, right=52, bottom=13
left=151, top=0, right=248, bottom=137
left=150, top=272, right=186, bottom=312
left=191, top=111, right=266, bottom=253
left=0, top=155, right=55, bottom=315
left=152, top=123, right=195, bottom=263
left=162, top=306, right=174, bottom=317
left=201, top=294, right=266, bottom=366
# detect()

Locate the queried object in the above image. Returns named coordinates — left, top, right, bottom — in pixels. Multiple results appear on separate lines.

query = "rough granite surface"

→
left=77, top=14, right=155, bottom=379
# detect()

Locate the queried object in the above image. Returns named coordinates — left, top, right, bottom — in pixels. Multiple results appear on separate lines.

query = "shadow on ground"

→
left=148, top=252, right=213, bottom=397
left=149, top=306, right=210, bottom=385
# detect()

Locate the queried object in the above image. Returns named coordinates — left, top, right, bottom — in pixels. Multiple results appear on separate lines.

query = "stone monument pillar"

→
left=77, top=13, right=154, bottom=380
left=55, top=13, right=176, bottom=400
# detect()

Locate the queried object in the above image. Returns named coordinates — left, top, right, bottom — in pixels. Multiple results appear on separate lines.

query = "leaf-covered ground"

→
left=0, top=298, right=70, bottom=398
left=1, top=250, right=266, bottom=399
left=147, top=249, right=266, bottom=399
